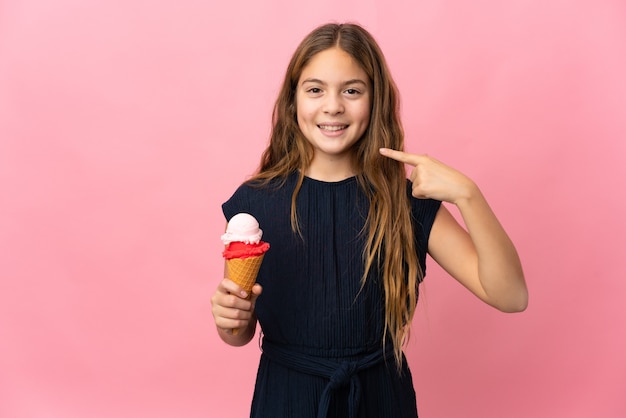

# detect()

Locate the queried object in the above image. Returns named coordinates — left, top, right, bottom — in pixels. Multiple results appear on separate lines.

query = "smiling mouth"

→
left=318, top=124, right=348, bottom=131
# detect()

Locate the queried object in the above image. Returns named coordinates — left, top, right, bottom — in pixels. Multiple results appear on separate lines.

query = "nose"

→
left=322, top=93, right=344, bottom=115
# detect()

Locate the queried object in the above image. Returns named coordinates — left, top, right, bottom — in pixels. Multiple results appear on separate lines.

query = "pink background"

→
left=1, top=1, right=625, bottom=417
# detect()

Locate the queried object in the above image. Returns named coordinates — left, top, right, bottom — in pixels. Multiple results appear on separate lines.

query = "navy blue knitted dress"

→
left=222, top=173, right=441, bottom=418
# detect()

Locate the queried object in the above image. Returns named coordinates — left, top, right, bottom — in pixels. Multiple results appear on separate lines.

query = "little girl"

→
left=211, top=22, right=527, bottom=418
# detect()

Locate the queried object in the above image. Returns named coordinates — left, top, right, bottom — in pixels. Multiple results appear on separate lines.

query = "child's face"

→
left=296, top=47, right=371, bottom=166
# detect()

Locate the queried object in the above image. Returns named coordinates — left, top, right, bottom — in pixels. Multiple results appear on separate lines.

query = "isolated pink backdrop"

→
left=1, top=1, right=625, bottom=417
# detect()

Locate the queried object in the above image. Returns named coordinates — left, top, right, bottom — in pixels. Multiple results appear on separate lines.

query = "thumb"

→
left=249, top=283, right=263, bottom=307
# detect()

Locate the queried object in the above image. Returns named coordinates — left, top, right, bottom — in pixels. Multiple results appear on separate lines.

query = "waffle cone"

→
left=226, top=254, right=264, bottom=336
left=226, top=254, right=264, bottom=294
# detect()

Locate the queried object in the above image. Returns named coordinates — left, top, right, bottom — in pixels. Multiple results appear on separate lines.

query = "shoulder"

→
left=222, top=174, right=296, bottom=221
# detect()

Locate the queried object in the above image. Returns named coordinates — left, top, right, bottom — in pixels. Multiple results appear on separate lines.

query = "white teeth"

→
left=319, top=125, right=347, bottom=131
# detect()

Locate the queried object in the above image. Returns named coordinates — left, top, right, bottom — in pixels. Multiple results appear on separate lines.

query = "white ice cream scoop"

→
left=220, top=213, right=263, bottom=245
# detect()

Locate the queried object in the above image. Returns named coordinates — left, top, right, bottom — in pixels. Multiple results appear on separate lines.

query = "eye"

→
left=307, top=87, right=322, bottom=94
left=344, top=88, right=361, bottom=95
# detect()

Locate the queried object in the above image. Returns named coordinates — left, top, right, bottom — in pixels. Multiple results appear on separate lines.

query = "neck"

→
left=305, top=156, right=356, bottom=182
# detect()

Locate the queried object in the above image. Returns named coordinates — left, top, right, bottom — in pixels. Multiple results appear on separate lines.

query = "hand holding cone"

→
left=221, top=213, right=270, bottom=335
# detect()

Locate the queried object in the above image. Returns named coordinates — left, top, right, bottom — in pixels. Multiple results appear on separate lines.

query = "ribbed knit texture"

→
left=222, top=173, right=441, bottom=418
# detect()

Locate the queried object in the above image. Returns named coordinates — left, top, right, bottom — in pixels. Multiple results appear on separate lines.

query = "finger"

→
left=379, top=148, right=421, bottom=166
left=220, top=278, right=249, bottom=299
left=410, top=184, right=429, bottom=199
left=220, top=305, right=253, bottom=321
left=215, top=311, right=251, bottom=331
left=212, top=293, right=250, bottom=317
left=379, top=147, right=412, bottom=163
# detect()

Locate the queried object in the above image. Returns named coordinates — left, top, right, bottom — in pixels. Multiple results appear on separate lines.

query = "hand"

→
left=379, top=147, right=477, bottom=205
left=379, top=149, right=528, bottom=312
left=211, top=279, right=263, bottom=337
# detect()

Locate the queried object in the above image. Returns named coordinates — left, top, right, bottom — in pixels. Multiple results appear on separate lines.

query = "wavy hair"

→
left=250, top=23, right=421, bottom=369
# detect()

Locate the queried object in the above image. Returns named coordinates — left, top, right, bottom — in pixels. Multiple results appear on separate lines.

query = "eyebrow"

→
left=300, top=78, right=368, bottom=87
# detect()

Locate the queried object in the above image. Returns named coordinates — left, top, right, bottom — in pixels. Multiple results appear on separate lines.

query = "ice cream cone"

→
left=221, top=213, right=269, bottom=336
left=226, top=254, right=264, bottom=295
left=226, top=254, right=265, bottom=335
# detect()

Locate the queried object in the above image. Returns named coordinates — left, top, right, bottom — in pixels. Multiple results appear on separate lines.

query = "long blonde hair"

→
left=251, top=23, right=421, bottom=368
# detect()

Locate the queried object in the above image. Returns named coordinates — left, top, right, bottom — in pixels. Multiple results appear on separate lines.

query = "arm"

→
left=429, top=192, right=527, bottom=312
left=379, top=148, right=528, bottom=312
